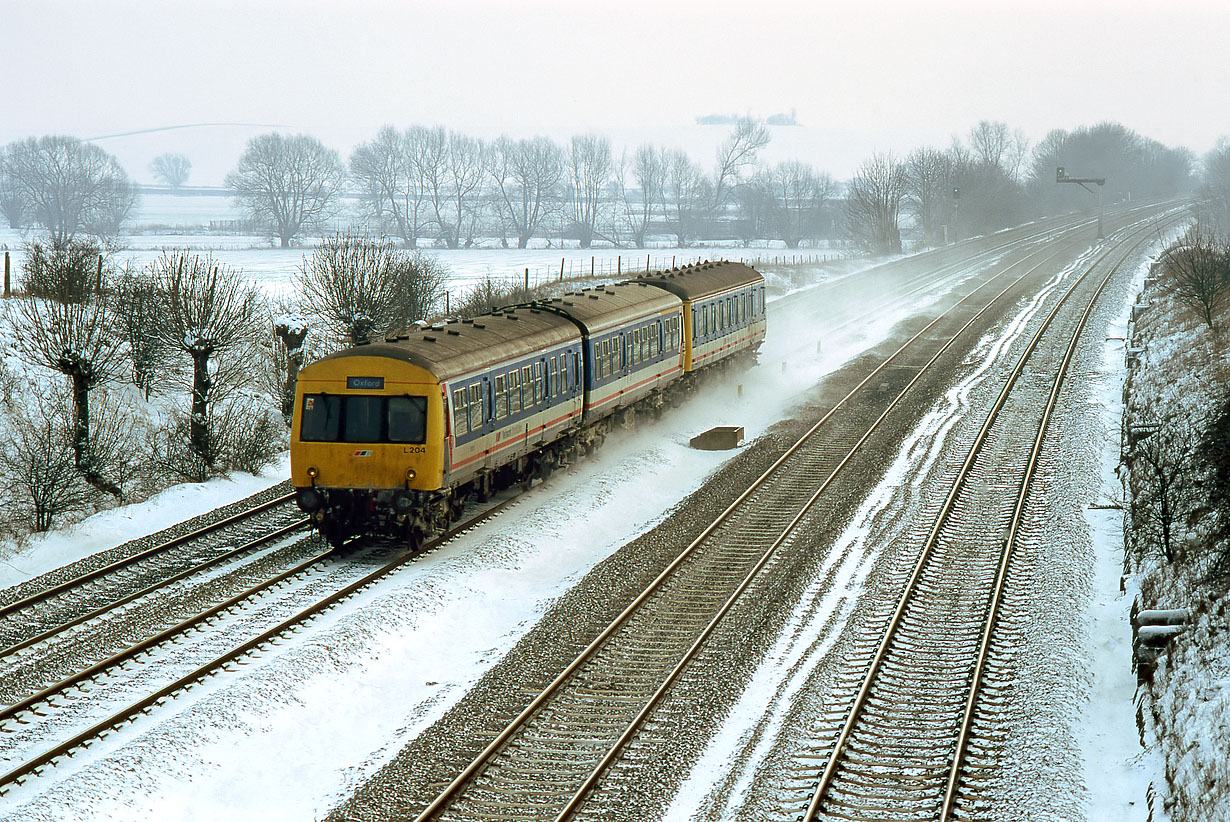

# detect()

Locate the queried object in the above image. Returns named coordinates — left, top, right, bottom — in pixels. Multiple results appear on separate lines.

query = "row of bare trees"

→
left=1, top=240, right=286, bottom=533
left=841, top=120, right=1196, bottom=255
left=1, top=120, right=1210, bottom=260
left=223, top=119, right=837, bottom=251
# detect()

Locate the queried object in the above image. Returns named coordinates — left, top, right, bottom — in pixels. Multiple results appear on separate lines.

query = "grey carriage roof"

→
left=632, top=260, right=763, bottom=302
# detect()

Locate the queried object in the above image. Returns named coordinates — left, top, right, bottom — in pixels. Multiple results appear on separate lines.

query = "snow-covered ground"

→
left=0, top=249, right=911, bottom=820
left=0, top=226, right=1175, bottom=821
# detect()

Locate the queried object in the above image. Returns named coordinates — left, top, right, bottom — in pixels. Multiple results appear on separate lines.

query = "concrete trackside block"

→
left=689, top=426, right=744, bottom=451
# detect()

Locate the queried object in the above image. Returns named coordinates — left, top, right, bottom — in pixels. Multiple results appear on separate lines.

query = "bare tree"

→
left=489, top=136, right=564, bottom=248
left=711, top=117, right=770, bottom=213
left=844, top=153, right=906, bottom=254
left=297, top=231, right=447, bottom=345
left=565, top=135, right=613, bottom=249
left=612, top=144, right=666, bottom=248
left=113, top=268, right=165, bottom=399
left=903, top=147, right=960, bottom=246
left=21, top=236, right=103, bottom=301
left=1199, top=138, right=1230, bottom=233
left=0, top=146, right=26, bottom=228
left=225, top=133, right=346, bottom=248
left=153, top=251, right=263, bottom=467
left=350, top=126, right=433, bottom=248
left=420, top=129, right=486, bottom=249
left=150, top=153, right=192, bottom=189
left=1, top=135, right=137, bottom=242
left=760, top=160, right=835, bottom=248
left=13, top=240, right=126, bottom=497
left=1160, top=229, right=1230, bottom=330
left=665, top=149, right=708, bottom=247
left=1126, top=409, right=1203, bottom=563
left=0, top=389, right=90, bottom=532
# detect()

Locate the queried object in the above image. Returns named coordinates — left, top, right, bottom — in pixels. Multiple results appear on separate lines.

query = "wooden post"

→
left=3, top=251, right=9, bottom=298
left=617, top=256, right=621, bottom=276
left=646, top=254, right=650, bottom=272
left=445, top=291, right=450, bottom=314
left=525, top=267, right=529, bottom=289
left=560, top=258, right=564, bottom=280
left=591, top=256, right=595, bottom=278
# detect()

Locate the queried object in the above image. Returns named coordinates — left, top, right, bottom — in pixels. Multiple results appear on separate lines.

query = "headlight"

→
left=295, top=488, right=323, bottom=512
left=405, top=468, right=417, bottom=481
left=307, top=466, right=320, bottom=480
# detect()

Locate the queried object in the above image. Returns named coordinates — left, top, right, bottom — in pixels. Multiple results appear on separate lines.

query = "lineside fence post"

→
left=3, top=251, right=9, bottom=298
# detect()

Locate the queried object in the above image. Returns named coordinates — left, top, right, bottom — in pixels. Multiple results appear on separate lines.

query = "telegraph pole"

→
left=1056, top=166, right=1107, bottom=240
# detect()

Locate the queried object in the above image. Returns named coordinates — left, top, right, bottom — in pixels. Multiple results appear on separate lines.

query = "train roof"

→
left=313, top=307, right=580, bottom=382
left=633, top=260, right=763, bottom=302
left=537, top=281, right=681, bottom=335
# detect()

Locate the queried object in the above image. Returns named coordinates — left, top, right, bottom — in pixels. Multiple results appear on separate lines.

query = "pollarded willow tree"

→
left=296, top=231, right=448, bottom=345
left=152, top=251, right=263, bottom=468
left=226, top=133, right=346, bottom=248
left=14, top=239, right=127, bottom=497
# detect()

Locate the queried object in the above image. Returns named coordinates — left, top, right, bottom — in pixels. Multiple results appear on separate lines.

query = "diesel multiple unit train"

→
left=290, top=260, right=767, bottom=546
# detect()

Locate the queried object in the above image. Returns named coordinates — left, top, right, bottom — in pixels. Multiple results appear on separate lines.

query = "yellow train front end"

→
left=290, top=349, right=450, bottom=546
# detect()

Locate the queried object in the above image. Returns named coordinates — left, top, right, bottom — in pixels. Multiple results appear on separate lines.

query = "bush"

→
left=216, top=400, right=286, bottom=474
left=21, top=236, right=107, bottom=302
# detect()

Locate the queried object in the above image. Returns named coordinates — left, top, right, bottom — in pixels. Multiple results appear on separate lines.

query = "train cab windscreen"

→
left=301, top=394, right=427, bottom=443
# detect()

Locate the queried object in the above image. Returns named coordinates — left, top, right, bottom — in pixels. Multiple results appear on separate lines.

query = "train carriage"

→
left=636, top=261, right=766, bottom=372
left=537, top=283, right=684, bottom=430
left=291, top=309, right=584, bottom=544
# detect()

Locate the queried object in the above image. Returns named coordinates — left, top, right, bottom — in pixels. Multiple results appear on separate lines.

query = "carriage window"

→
left=649, top=323, right=658, bottom=357
left=495, top=374, right=508, bottom=419
left=388, top=396, right=427, bottom=443
left=468, top=384, right=483, bottom=431
left=452, top=388, right=468, bottom=435
left=520, top=365, right=531, bottom=406
left=598, top=340, right=607, bottom=380
left=300, top=394, right=341, bottom=441
left=552, top=356, right=560, bottom=395
left=533, top=362, right=543, bottom=403
left=509, top=370, right=522, bottom=413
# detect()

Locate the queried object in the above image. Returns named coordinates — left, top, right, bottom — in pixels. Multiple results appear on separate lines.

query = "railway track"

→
left=0, top=492, right=523, bottom=795
left=407, top=206, right=1181, bottom=822
left=793, top=219, right=1178, bottom=821
left=0, top=490, right=305, bottom=647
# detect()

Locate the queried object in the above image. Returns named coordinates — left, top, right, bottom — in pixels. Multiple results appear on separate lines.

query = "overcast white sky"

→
left=4, top=0, right=1228, bottom=181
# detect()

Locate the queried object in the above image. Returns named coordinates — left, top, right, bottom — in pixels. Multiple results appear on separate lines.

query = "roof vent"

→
left=423, top=335, right=437, bottom=342
left=472, top=322, right=486, bottom=330
left=447, top=329, right=461, bottom=336
left=588, top=293, right=600, bottom=300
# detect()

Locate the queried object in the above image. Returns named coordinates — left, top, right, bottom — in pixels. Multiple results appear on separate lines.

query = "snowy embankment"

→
left=1120, top=247, right=1230, bottom=822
